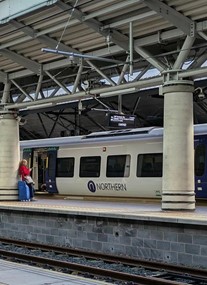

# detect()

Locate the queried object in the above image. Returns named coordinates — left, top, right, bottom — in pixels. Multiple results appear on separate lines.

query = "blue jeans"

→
left=27, top=183, right=34, bottom=199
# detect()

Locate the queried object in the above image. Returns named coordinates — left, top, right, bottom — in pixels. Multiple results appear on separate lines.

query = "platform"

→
left=0, top=196, right=206, bottom=225
left=0, top=259, right=110, bottom=285
left=0, top=196, right=207, bottom=269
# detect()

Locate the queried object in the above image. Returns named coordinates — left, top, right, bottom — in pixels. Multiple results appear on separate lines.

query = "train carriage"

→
left=20, top=124, right=207, bottom=199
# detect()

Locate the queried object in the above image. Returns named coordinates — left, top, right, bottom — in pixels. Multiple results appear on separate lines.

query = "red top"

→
left=19, top=165, right=30, bottom=181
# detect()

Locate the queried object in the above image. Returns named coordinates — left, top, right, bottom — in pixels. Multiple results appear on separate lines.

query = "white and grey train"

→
left=20, top=124, right=207, bottom=199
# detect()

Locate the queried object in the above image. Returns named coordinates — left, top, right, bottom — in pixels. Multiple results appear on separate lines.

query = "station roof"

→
left=0, top=0, right=207, bottom=139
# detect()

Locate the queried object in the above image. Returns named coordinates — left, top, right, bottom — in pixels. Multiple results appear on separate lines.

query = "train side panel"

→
left=19, top=125, right=207, bottom=199
left=56, top=138, right=163, bottom=198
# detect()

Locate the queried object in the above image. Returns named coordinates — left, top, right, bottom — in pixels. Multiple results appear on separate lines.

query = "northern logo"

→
left=87, top=180, right=96, bottom=193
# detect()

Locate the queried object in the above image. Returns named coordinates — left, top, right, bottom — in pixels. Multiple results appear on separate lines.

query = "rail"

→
left=0, top=238, right=206, bottom=285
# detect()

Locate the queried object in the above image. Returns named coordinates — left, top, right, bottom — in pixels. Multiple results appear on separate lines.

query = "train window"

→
left=195, top=144, right=206, bottom=176
left=106, top=155, right=130, bottom=177
left=80, top=156, right=101, bottom=177
left=56, top=157, right=74, bottom=177
left=137, top=154, right=162, bottom=177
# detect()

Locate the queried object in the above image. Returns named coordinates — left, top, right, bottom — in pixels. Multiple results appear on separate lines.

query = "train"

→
left=20, top=124, right=207, bottom=199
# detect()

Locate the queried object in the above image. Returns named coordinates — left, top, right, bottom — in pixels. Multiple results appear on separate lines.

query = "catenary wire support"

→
left=56, top=0, right=79, bottom=50
left=42, top=48, right=124, bottom=64
left=129, top=22, right=133, bottom=76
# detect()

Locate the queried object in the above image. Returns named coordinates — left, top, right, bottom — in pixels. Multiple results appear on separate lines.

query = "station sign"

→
left=108, top=114, right=136, bottom=128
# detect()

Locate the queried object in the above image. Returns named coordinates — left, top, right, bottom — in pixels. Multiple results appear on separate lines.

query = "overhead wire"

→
left=0, top=0, right=93, bottom=38
left=56, top=0, right=79, bottom=50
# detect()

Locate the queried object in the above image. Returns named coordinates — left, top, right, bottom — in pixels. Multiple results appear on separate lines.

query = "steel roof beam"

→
left=41, top=113, right=69, bottom=135
left=134, top=46, right=167, bottom=72
left=0, top=70, right=7, bottom=83
left=35, top=4, right=149, bottom=36
left=43, top=58, right=77, bottom=71
left=45, top=71, right=71, bottom=94
left=0, top=35, right=31, bottom=50
left=14, top=91, right=27, bottom=103
left=117, top=55, right=129, bottom=85
left=39, top=90, right=45, bottom=99
left=1, top=81, right=11, bottom=104
left=133, top=64, right=151, bottom=81
left=0, top=19, right=206, bottom=62
left=6, top=65, right=207, bottom=111
left=188, top=49, right=207, bottom=69
left=56, top=1, right=129, bottom=51
left=198, top=31, right=207, bottom=42
left=197, top=20, right=207, bottom=32
left=8, top=58, right=90, bottom=80
left=144, top=0, right=195, bottom=36
left=173, top=36, right=195, bottom=69
left=44, top=112, right=88, bottom=133
left=86, top=60, right=116, bottom=86
left=3, top=23, right=207, bottom=83
left=0, top=16, right=206, bottom=57
left=35, top=74, right=44, bottom=100
left=11, top=79, right=34, bottom=102
left=10, top=20, right=78, bottom=53
left=84, top=113, right=107, bottom=131
left=135, top=30, right=181, bottom=47
left=48, top=112, right=61, bottom=138
left=83, top=0, right=141, bottom=19
left=37, top=113, right=49, bottom=137
left=20, top=127, right=42, bottom=140
left=103, top=10, right=156, bottom=29
left=0, top=49, right=40, bottom=74
left=72, top=62, right=83, bottom=94
left=5, top=77, right=162, bottom=110
left=49, top=79, right=68, bottom=98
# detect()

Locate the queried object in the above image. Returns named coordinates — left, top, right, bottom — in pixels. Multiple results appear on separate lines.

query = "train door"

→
left=22, top=148, right=36, bottom=187
left=45, top=148, right=58, bottom=193
left=31, top=150, right=39, bottom=190
left=32, top=150, right=48, bottom=191
left=22, top=148, right=33, bottom=168
left=23, top=147, right=58, bottom=193
left=194, top=137, right=207, bottom=198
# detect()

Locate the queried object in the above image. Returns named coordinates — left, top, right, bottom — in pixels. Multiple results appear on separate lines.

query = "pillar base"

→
left=162, top=191, right=195, bottom=210
left=0, top=189, right=18, bottom=200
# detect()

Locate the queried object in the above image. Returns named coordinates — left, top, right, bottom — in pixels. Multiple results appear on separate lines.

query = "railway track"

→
left=0, top=237, right=206, bottom=285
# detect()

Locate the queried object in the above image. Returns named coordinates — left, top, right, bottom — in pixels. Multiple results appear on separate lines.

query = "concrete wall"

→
left=0, top=209, right=207, bottom=268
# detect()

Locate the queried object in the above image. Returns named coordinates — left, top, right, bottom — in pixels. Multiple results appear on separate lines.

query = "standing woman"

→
left=19, top=159, right=36, bottom=201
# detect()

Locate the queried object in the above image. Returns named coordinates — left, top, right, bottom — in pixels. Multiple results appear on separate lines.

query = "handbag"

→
left=24, top=175, right=35, bottom=185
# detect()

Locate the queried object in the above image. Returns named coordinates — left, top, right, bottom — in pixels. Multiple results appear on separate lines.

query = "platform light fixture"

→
left=100, top=87, right=137, bottom=97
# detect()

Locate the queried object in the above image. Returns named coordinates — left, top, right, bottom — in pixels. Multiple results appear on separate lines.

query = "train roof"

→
left=20, top=124, right=207, bottom=149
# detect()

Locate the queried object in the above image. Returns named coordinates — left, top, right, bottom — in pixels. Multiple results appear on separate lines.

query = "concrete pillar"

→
left=0, top=111, right=20, bottom=200
left=161, top=80, right=195, bottom=210
left=2, top=81, right=11, bottom=104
